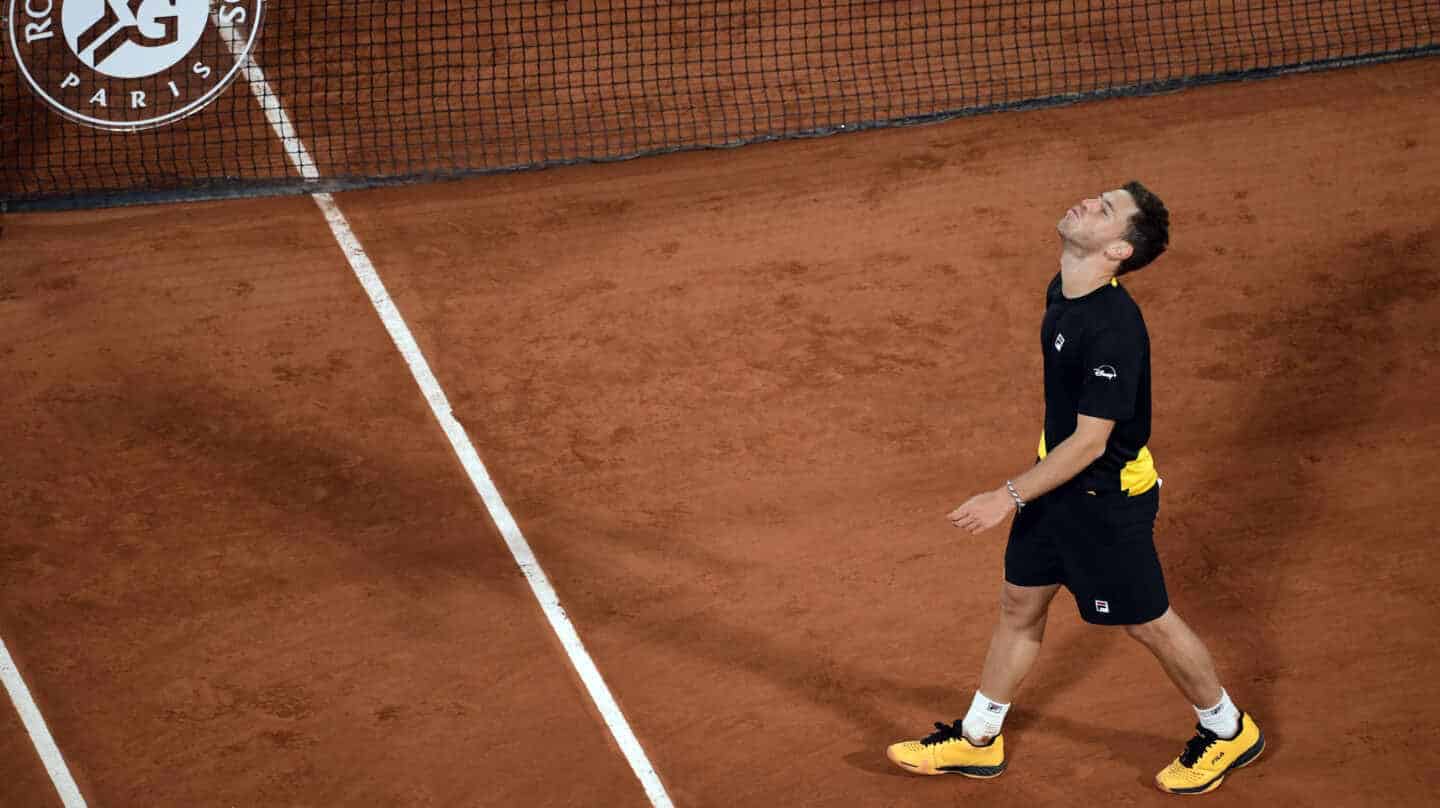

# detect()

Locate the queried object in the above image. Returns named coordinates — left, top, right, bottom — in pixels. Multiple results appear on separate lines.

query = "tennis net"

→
left=3, top=1, right=1436, bottom=210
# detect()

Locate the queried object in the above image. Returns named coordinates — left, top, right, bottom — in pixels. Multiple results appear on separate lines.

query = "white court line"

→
left=214, top=16, right=319, bottom=181
left=217, top=18, right=675, bottom=808
left=0, top=637, right=87, bottom=807
left=312, top=195, right=675, bottom=807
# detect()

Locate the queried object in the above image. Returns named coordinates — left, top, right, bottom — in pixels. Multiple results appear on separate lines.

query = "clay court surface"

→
left=3, top=55, right=1440, bottom=807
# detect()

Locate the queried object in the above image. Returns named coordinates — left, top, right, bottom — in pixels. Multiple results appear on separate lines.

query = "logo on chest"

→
left=1054, top=333, right=1065, bottom=352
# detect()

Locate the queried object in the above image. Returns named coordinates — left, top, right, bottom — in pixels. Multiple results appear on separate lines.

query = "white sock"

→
left=960, top=690, right=1010, bottom=743
left=1194, top=688, right=1241, bottom=739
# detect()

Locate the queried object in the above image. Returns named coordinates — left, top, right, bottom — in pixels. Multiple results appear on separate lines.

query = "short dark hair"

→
left=1117, top=180, right=1170, bottom=275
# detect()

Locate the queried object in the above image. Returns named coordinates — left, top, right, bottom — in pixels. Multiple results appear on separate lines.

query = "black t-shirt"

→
left=1038, top=272, right=1155, bottom=494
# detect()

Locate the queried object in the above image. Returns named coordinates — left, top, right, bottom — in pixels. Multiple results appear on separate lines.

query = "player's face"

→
left=1058, top=189, right=1138, bottom=252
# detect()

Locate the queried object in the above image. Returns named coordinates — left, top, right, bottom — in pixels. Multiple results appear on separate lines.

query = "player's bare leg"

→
left=1128, top=607, right=1267, bottom=794
left=974, top=582, right=1060, bottom=732
left=885, top=582, right=1056, bottom=776
left=1123, top=607, right=1221, bottom=708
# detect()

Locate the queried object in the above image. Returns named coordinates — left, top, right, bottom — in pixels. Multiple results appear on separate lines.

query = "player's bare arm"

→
left=948, top=414, right=1114, bottom=534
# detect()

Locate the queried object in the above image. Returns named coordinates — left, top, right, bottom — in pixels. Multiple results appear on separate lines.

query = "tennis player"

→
left=885, top=182, right=1265, bottom=795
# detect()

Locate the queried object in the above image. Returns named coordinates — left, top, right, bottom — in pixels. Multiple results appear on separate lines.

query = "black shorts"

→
left=1004, top=481, right=1168, bottom=626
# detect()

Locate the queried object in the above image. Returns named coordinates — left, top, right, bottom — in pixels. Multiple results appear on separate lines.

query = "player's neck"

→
left=1058, top=249, right=1116, bottom=299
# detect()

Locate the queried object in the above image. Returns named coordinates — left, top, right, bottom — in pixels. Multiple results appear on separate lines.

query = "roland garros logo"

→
left=7, top=0, right=264, bottom=130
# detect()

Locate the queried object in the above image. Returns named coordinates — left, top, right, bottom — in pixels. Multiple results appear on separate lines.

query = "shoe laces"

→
left=1179, top=725, right=1221, bottom=767
left=921, top=720, right=965, bottom=746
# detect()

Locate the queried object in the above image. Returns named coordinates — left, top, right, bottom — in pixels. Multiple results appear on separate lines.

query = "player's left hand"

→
left=947, top=488, right=1015, bottom=534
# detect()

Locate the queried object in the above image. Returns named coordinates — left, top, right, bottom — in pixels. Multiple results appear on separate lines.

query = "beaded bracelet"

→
left=1004, top=480, right=1027, bottom=511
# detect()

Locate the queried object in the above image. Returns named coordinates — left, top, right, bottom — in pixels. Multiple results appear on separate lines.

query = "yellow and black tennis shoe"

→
left=886, top=720, right=1006, bottom=778
left=1155, top=711, right=1265, bottom=795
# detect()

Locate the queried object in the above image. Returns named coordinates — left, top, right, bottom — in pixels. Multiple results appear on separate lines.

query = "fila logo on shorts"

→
left=1094, top=600, right=1110, bottom=614
left=1054, top=333, right=1065, bottom=352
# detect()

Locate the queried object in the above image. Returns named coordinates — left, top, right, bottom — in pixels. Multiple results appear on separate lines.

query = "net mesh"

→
left=3, top=1, right=1437, bottom=209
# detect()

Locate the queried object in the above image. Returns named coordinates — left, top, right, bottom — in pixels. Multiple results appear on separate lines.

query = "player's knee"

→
left=1123, top=620, right=1159, bottom=645
left=998, top=585, right=1049, bottom=629
left=1122, top=608, right=1174, bottom=645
